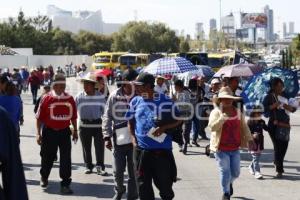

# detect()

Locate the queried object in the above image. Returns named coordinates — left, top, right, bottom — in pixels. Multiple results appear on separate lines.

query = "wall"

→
left=0, top=55, right=93, bottom=71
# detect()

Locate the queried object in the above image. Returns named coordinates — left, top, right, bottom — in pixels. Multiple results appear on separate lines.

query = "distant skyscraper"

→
left=283, top=22, right=287, bottom=38
left=195, top=22, right=205, bottom=40
left=209, top=19, right=217, bottom=30
left=221, top=13, right=235, bottom=40
left=264, top=5, right=274, bottom=41
left=289, top=22, right=295, bottom=34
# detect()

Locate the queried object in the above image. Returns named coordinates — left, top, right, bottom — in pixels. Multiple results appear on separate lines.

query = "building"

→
left=283, top=22, right=287, bottom=38
left=221, top=13, right=235, bottom=40
left=46, top=5, right=122, bottom=35
left=209, top=19, right=217, bottom=31
left=264, top=5, right=274, bottom=42
left=289, top=22, right=295, bottom=34
left=195, top=22, right=205, bottom=40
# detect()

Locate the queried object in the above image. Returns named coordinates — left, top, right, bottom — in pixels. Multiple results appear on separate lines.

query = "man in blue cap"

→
left=127, top=72, right=182, bottom=200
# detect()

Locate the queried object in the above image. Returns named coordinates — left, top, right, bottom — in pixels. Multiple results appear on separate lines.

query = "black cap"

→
left=122, top=69, right=138, bottom=81
left=133, top=72, right=155, bottom=86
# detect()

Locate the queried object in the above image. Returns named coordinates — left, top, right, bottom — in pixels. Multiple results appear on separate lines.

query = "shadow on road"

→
left=233, top=197, right=255, bottom=200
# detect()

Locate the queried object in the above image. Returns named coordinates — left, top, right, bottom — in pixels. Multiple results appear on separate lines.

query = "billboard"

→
left=241, top=13, right=268, bottom=28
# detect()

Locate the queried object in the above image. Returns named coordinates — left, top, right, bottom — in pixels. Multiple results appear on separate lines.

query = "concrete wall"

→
left=0, top=55, right=93, bottom=71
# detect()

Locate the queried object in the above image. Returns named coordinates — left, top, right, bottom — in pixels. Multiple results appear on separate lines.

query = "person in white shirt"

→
left=154, top=75, right=169, bottom=94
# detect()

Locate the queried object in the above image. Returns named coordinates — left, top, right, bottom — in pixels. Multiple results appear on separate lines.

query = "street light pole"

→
left=219, top=0, right=222, bottom=31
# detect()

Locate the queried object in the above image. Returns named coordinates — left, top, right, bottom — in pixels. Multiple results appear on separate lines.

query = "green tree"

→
left=179, top=38, right=190, bottom=53
left=75, top=31, right=112, bottom=55
left=52, top=29, right=77, bottom=55
left=112, top=21, right=179, bottom=53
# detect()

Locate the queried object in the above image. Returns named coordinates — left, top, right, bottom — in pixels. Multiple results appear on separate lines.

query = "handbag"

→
left=272, top=95, right=291, bottom=142
left=114, top=121, right=132, bottom=145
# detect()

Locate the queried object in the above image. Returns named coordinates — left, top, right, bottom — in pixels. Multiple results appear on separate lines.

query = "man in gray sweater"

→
left=102, top=69, right=138, bottom=200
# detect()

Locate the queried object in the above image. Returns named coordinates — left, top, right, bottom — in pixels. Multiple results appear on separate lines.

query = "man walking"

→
left=102, top=69, right=139, bottom=200
left=36, top=74, right=77, bottom=194
left=127, top=73, right=182, bottom=200
left=75, top=72, right=107, bottom=175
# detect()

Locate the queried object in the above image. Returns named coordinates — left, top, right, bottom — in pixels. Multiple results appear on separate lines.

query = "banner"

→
left=241, top=13, right=268, bottom=28
left=236, top=29, right=249, bottom=39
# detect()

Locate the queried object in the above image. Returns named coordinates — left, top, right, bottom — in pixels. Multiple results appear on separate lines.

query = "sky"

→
left=0, top=0, right=298, bottom=37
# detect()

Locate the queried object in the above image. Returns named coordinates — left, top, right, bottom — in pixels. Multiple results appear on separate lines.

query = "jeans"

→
left=30, top=85, right=38, bottom=104
left=214, top=150, right=240, bottom=194
left=113, top=144, right=138, bottom=199
left=250, top=153, right=261, bottom=173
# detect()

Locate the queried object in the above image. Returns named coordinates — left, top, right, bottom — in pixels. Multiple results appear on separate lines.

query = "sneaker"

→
left=275, top=172, right=283, bottom=179
left=60, top=186, right=73, bottom=195
left=230, top=183, right=233, bottom=196
left=248, top=165, right=255, bottom=175
left=192, top=140, right=200, bottom=147
left=255, top=172, right=263, bottom=179
left=40, top=177, right=48, bottom=188
left=84, top=168, right=93, bottom=174
left=97, top=167, right=108, bottom=176
left=222, top=193, right=230, bottom=200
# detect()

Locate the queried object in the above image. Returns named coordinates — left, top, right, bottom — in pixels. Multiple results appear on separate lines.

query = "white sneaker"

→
left=255, top=172, right=263, bottom=179
left=248, top=165, right=255, bottom=175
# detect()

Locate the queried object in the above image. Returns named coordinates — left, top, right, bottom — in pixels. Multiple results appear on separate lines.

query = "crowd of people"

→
left=0, top=66, right=299, bottom=200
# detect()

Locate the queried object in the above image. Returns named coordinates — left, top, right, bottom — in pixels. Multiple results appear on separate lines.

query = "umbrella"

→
left=241, top=67, right=299, bottom=104
left=177, top=65, right=215, bottom=86
left=214, top=64, right=262, bottom=78
left=143, top=57, right=198, bottom=75
left=95, top=69, right=112, bottom=77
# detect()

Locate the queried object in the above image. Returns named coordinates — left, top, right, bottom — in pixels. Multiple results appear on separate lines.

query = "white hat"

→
left=156, top=75, right=166, bottom=80
left=211, top=78, right=221, bottom=85
left=80, top=72, right=97, bottom=83
left=216, top=87, right=241, bottom=100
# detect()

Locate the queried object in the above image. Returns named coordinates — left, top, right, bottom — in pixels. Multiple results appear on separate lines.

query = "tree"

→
left=112, top=21, right=179, bottom=53
left=179, top=38, right=190, bottom=53
left=75, top=31, right=112, bottom=55
left=52, top=29, right=77, bottom=55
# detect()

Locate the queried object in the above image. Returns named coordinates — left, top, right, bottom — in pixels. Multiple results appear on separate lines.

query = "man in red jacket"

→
left=36, top=74, right=78, bottom=194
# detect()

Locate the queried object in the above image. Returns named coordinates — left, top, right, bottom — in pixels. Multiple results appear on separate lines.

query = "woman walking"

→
left=208, top=87, right=253, bottom=200
left=263, top=78, right=296, bottom=178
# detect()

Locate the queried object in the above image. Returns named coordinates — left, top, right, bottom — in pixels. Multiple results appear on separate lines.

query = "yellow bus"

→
left=91, top=52, right=126, bottom=71
left=119, top=53, right=149, bottom=70
left=207, top=53, right=234, bottom=72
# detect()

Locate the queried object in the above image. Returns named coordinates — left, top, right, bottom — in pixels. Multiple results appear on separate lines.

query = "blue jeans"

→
left=250, top=153, right=261, bottom=173
left=214, top=150, right=240, bottom=194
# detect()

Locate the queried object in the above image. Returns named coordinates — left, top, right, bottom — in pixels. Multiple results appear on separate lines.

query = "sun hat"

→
left=216, top=86, right=241, bottom=100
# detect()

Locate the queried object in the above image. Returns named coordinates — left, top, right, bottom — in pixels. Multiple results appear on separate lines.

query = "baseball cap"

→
left=122, top=69, right=138, bottom=81
left=133, top=73, right=155, bottom=86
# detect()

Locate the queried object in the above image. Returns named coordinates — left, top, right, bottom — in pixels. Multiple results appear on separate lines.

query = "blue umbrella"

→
left=143, top=57, right=198, bottom=75
left=241, top=67, right=299, bottom=104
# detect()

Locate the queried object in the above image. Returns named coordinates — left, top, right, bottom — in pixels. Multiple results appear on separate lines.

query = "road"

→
left=20, top=77, right=300, bottom=200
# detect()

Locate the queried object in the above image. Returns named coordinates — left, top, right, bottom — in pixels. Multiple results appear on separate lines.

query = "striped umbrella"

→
left=143, top=57, right=198, bottom=76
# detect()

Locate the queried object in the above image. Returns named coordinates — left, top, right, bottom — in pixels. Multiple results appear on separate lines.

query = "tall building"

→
left=221, top=13, right=235, bottom=40
left=289, top=22, right=295, bottom=34
left=283, top=22, right=287, bottom=38
left=209, top=19, right=217, bottom=31
left=46, top=5, right=122, bottom=35
left=195, top=22, right=205, bottom=40
left=264, top=5, right=274, bottom=41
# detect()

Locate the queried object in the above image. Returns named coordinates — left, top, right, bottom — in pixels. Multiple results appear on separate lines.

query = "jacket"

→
left=208, top=107, right=253, bottom=152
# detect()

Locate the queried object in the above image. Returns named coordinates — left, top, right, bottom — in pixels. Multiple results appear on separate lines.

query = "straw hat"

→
left=156, top=75, right=166, bottom=80
left=216, top=87, right=241, bottom=100
left=80, top=72, right=97, bottom=84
